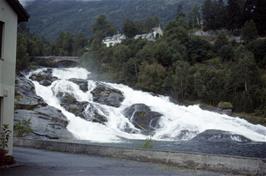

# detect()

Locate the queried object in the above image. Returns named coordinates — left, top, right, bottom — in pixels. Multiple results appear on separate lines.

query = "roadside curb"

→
left=14, top=138, right=266, bottom=175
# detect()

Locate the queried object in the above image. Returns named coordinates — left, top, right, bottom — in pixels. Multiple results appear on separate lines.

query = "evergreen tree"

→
left=230, top=50, right=260, bottom=112
left=254, top=0, right=266, bottom=35
left=172, top=61, right=191, bottom=100
left=226, top=0, right=242, bottom=31
left=202, top=0, right=214, bottom=30
left=202, top=0, right=226, bottom=30
left=188, top=5, right=201, bottom=29
left=214, top=32, right=229, bottom=52
left=91, top=15, right=116, bottom=48
left=123, top=19, right=140, bottom=38
left=16, top=33, right=30, bottom=71
left=137, top=62, right=166, bottom=92
left=241, top=20, right=258, bottom=43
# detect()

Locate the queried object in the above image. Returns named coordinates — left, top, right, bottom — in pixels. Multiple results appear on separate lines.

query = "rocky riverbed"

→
left=14, top=60, right=266, bottom=157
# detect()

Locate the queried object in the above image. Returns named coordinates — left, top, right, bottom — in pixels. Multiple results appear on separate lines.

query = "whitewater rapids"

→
left=27, top=67, right=266, bottom=143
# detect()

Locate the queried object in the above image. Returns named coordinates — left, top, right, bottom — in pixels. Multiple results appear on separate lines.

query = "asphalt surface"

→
left=0, top=147, right=242, bottom=176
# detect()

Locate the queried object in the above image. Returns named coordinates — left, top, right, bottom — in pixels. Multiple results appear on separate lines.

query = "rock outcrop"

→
left=84, top=104, right=108, bottom=124
left=192, top=130, right=252, bottom=143
left=55, top=92, right=88, bottom=119
left=69, top=78, right=88, bottom=92
left=29, top=68, right=58, bottom=86
left=15, top=75, right=47, bottom=110
left=55, top=91, right=108, bottom=124
left=123, top=104, right=161, bottom=134
left=15, top=75, right=73, bottom=140
left=91, top=83, right=124, bottom=107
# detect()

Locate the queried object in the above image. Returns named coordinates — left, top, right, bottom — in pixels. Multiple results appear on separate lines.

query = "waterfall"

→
left=27, top=67, right=266, bottom=143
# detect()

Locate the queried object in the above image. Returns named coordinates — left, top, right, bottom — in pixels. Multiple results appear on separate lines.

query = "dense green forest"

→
left=80, top=0, right=266, bottom=124
left=16, top=24, right=88, bottom=71
left=25, top=0, right=204, bottom=40
left=17, top=0, right=266, bottom=124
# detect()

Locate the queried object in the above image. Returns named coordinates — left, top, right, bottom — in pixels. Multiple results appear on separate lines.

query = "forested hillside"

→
left=25, top=0, right=203, bottom=40
left=80, top=0, right=266, bottom=124
left=17, top=0, right=266, bottom=125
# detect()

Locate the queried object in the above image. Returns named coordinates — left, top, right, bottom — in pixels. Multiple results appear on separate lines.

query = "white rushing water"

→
left=27, top=67, right=266, bottom=143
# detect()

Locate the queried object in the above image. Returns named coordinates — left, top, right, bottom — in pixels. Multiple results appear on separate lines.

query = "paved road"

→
left=1, top=147, right=242, bottom=176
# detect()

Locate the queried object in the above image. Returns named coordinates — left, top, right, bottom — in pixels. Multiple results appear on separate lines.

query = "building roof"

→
left=5, top=0, right=29, bottom=22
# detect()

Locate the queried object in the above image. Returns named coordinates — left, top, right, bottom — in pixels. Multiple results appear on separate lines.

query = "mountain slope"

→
left=25, top=0, right=203, bottom=40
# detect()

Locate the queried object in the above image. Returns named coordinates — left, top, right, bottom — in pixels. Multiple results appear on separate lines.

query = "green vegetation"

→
left=14, top=119, right=33, bottom=137
left=25, top=0, right=204, bottom=40
left=218, top=102, right=233, bottom=110
left=0, top=124, right=15, bottom=167
left=123, top=17, right=160, bottom=38
left=202, top=0, right=266, bottom=35
left=17, top=0, right=266, bottom=126
left=241, top=20, right=259, bottom=43
left=0, top=124, right=11, bottom=150
left=142, top=138, right=153, bottom=149
left=16, top=23, right=88, bottom=72
left=81, top=10, right=266, bottom=123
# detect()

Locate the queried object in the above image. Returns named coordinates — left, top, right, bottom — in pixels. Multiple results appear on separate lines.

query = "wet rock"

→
left=56, top=92, right=88, bottom=119
left=15, top=74, right=72, bottom=140
left=191, top=130, right=252, bottom=143
left=84, top=104, right=108, bottom=124
left=123, top=104, right=162, bottom=134
left=159, top=130, right=199, bottom=140
left=69, top=78, right=88, bottom=92
left=14, top=106, right=73, bottom=140
left=91, top=83, right=124, bottom=107
left=15, top=75, right=47, bottom=110
left=123, top=123, right=140, bottom=134
left=29, top=68, right=58, bottom=86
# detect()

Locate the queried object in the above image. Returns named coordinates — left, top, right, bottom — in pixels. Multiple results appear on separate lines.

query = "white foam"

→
left=28, top=67, right=266, bottom=143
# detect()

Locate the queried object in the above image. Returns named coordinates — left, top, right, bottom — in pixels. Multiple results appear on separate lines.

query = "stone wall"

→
left=14, top=138, right=266, bottom=175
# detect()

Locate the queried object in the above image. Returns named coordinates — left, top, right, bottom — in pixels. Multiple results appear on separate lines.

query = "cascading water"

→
left=27, top=67, right=266, bottom=143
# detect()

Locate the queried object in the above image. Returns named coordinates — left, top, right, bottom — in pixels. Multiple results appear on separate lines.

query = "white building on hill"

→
left=134, top=26, right=163, bottom=41
left=103, top=34, right=126, bottom=47
left=103, top=26, right=163, bottom=47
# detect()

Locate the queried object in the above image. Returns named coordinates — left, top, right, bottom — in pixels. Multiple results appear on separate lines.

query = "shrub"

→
left=142, top=138, right=153, bottom=149
left=14, top=119, right=32, bottom=137
left=0, top=124, right=11, bottom=149
left=218, top=102, right=233, bottom=110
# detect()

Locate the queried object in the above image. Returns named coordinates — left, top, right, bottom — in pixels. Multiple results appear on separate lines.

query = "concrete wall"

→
left=0, top=0, right=18, bottom=154
left=14, top=138, right=266, bottom=175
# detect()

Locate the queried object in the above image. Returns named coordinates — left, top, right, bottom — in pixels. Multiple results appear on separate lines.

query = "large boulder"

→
left=15, top=74, right=72, bottom=140
left=56, top=92, right=88, bottom=119
left=29, top=68, right=58, bottom=86
left=55, top=91, right=108, bottom=124
left=15, top=75, right=47, bottom=110
left=91, top=83, right=125, bottom=107
left=123, top=104, right=162, bottom=134
left=14, top=106, right=73, bottom=140
left=69, top=78, right=88, bottom=92
left=83, top=104, right=108, bottom=124
left=192, top=130, right=252, bottom=143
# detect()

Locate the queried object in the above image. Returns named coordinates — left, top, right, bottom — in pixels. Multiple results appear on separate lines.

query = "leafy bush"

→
left=218, top=102, right=233, bottom=110
left=142, top=138, right=153, bottom=149
left=14, top=119, right=32, bottom=137
left=0, top=124, right=11, bottom=150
